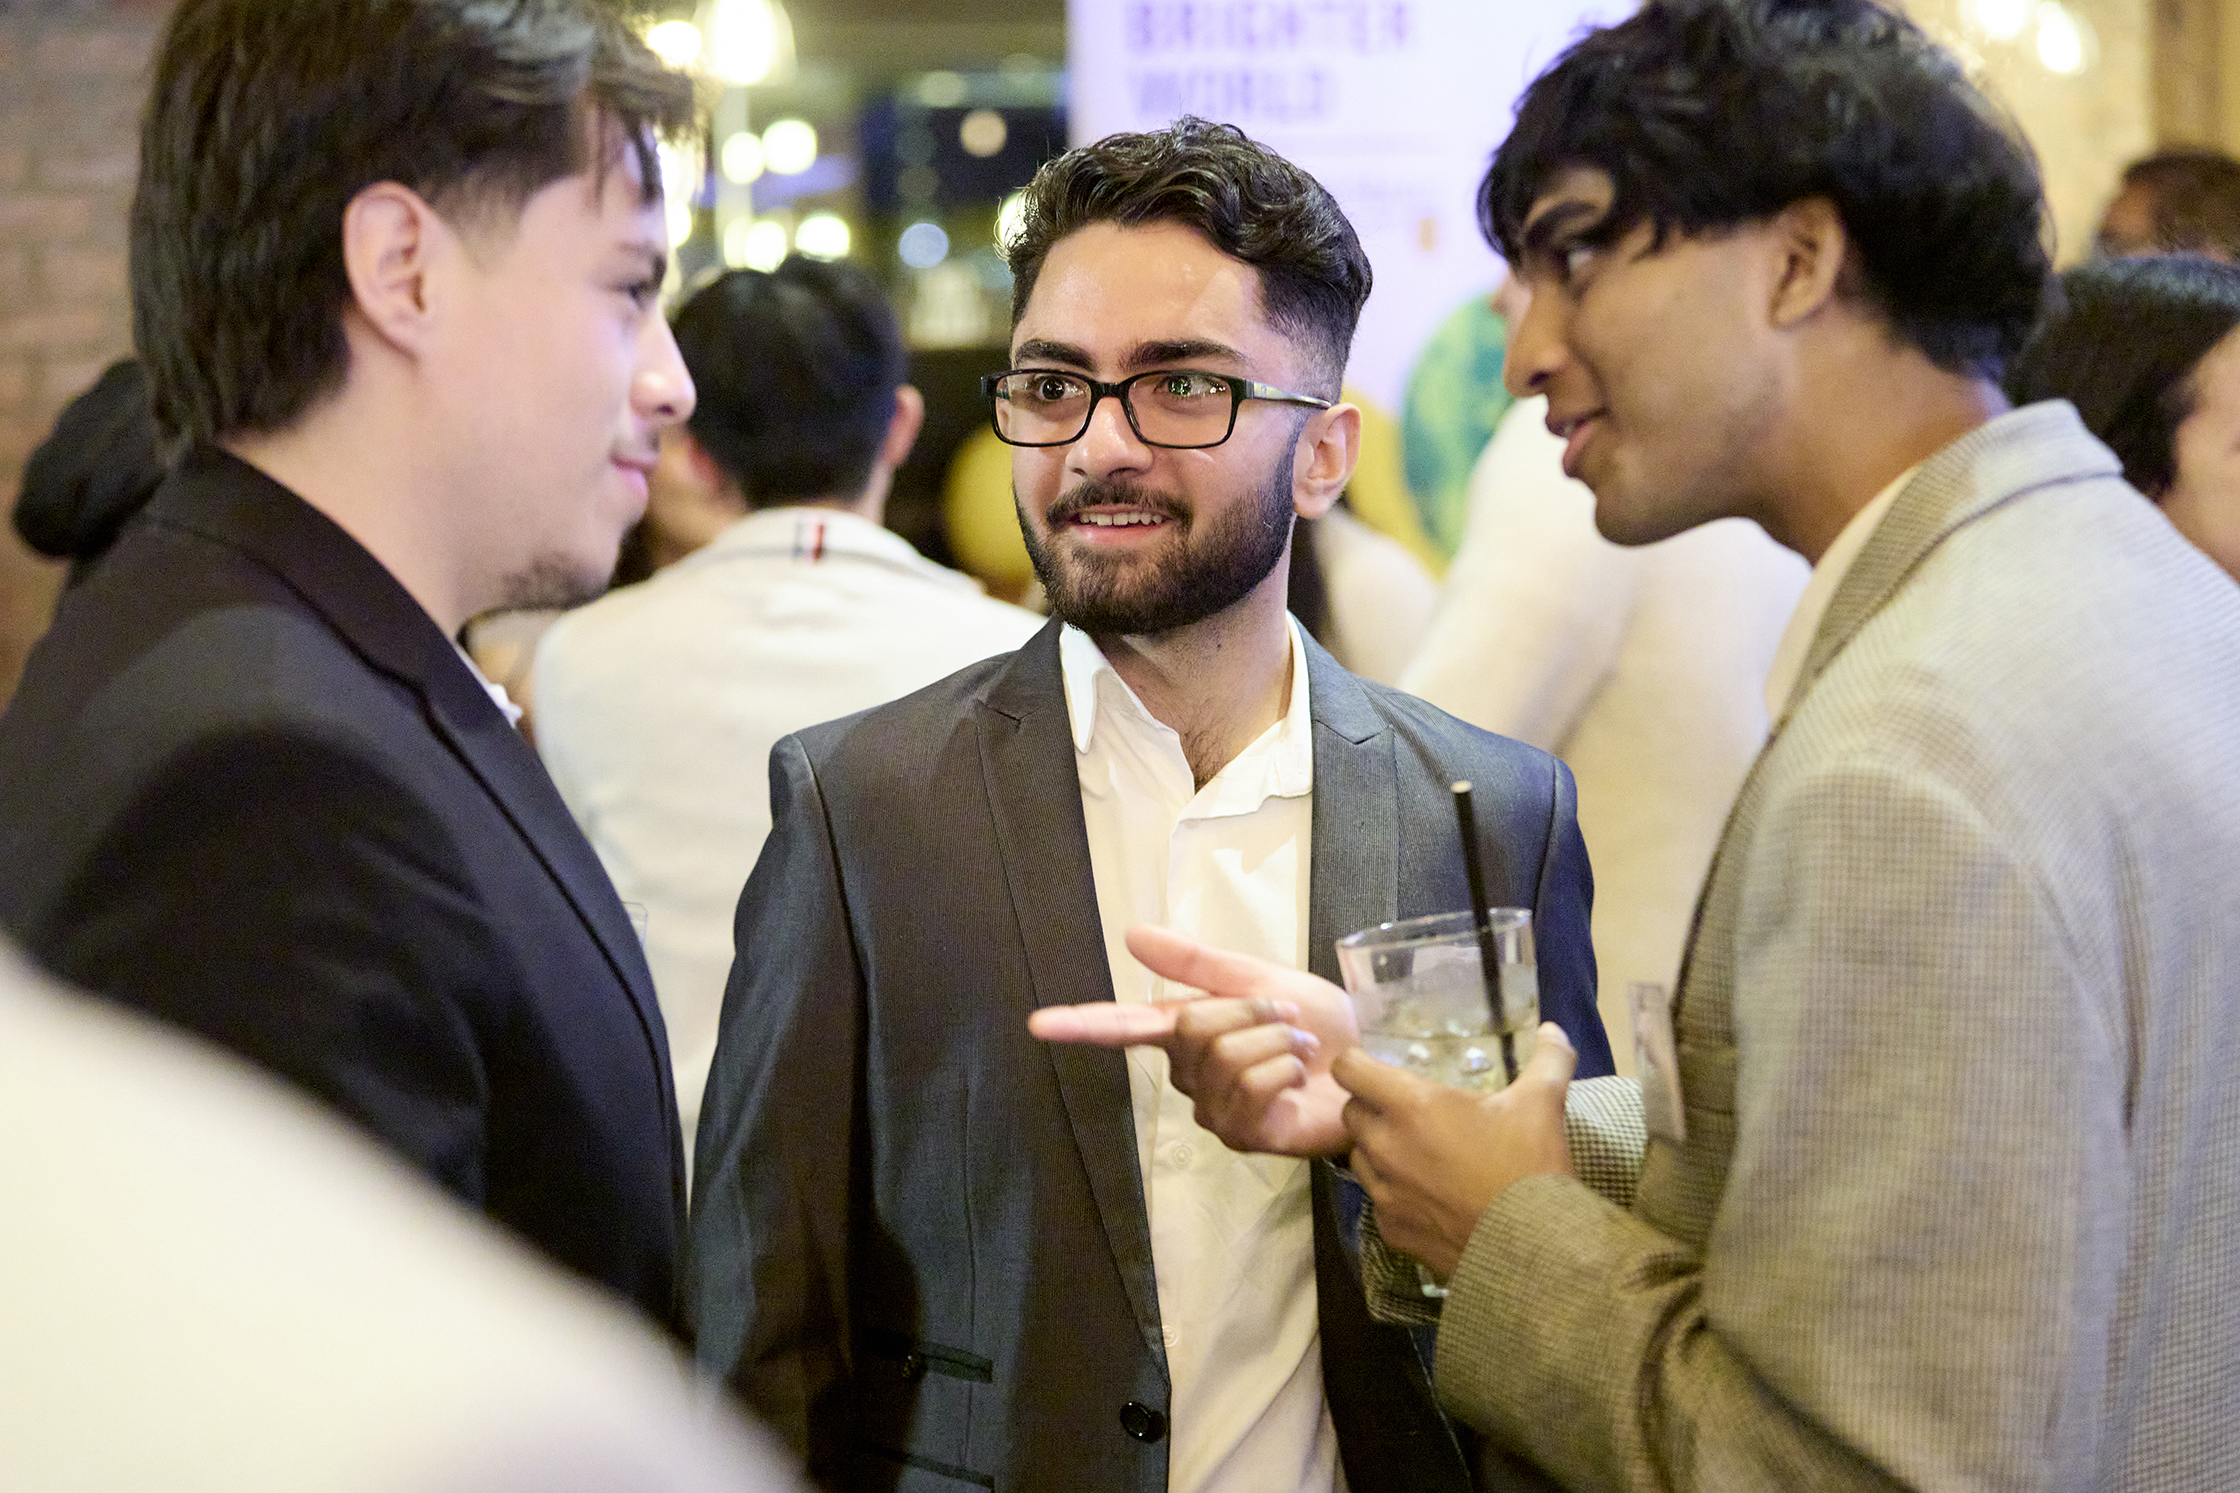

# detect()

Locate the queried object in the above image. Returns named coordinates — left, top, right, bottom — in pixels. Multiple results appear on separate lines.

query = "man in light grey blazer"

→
left=1039, top=2, right=2240, bottom=1488
left=686, top=120, right=1613, bottom=1493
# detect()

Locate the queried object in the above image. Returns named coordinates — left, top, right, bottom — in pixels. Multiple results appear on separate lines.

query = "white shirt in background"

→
left=1310, top=506, right=1439, bottom=686
left=1059, top=618, right=1343, bottom=1493
left=1401, top=397, right=1808, bottom=1073
left=532, top=506, right=1042, bottom=1146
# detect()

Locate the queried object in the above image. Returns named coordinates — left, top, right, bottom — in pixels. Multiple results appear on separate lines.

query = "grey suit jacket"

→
left=687, top=621, right=1612, bottom=1493
left=1382, top=402, right=2240, bottom=1489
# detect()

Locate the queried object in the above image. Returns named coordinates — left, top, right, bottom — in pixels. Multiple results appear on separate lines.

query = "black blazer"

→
left=0, top=449, right=685, bottom=1328
left=688, top=620, right=1613, bottom=1492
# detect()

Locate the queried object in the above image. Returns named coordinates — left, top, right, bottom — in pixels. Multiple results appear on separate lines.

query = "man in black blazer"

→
left=688, top=118, right=1614, bottom=1492
left=0, top=0, right=697, bottom=1329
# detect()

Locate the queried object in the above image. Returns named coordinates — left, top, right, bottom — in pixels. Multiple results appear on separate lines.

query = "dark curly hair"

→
left=1002, top=116, right=1370, bottom=396
left=132, top=0, right=697, bottom=448
left=1480, top=0, right=2050, bottom=379
left=673, top=256, right=907, bottom=508
left=2006, top=255, right=2240, bottom=498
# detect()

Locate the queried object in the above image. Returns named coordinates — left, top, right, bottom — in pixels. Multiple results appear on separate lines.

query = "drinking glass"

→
left=1336, top=907, right=1538, bottom=1297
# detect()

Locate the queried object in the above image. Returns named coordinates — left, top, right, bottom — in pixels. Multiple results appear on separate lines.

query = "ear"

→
left=1767, top=196, right=1850, bottom=331
left=881, top=384, right=926, bottom=471
left=339, top=181, right=448, bottom=355
left=1290, top=399, right=1360, bottom=521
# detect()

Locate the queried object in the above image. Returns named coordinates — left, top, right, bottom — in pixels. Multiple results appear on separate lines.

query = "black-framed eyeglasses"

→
left=980, top=368, right=1332, bottom=449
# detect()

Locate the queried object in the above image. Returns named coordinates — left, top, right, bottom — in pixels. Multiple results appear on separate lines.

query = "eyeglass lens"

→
left=991, top=372, right=1235, bottom=448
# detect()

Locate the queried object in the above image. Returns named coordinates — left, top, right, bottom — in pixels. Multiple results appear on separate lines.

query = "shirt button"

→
left=1161, top=1325, right=1179, bottom=1349
left=1168, top=1143, right=1194, bottom=1169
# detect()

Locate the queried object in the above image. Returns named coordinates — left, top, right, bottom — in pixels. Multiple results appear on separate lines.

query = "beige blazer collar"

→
left=1782, top=399, right=2123, bottom=730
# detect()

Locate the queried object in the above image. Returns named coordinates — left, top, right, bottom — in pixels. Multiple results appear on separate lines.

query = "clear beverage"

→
left=1356, top=956, right=1538, bottom=1093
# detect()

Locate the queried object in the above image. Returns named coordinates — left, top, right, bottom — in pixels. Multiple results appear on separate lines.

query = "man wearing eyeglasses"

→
left=687, top=117, right=1613, bottom=1493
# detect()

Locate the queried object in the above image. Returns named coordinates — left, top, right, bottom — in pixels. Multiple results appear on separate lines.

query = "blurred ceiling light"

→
left=917, top=71, right=968, bottom=108
left=700, top=0, right=794, bottom=86
left=762, top=118, right=818, bottom=175
left=2036, top=2, right=2088, bottom=73
left=721, top=131, right=765, bottom=184
left=995, top=189, right=1029, bottom=252
left=898, top=220, right=950, bottom=269
left=959, top=109, right=1008, bottom=159
left=1969, top=0, right=2029, bottom=42
left=644, top=19, right=703, bottom=69
left=722, top=218, right=754, bottom=268
left=795, top=212, right=852, bottom=261
left=657, top=140, right=700, bottom=247
left=741, top=218, right=789, bottom=272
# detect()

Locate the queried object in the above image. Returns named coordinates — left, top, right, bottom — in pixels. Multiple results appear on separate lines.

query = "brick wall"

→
left=0, top=0, right=171, bottom=711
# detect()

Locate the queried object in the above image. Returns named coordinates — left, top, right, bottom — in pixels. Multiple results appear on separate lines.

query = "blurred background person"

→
left=532, top=256, right=1039, bottom=1147
left=2008, top=253, right=2240, bottom=582
left=2096, top=147, right=2240, bottom=260
left=0, top=935, right=799, bottom=1493
left=1402, top=280, right=1806, bottom=1070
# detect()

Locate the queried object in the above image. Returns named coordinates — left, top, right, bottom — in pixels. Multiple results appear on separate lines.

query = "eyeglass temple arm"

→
left=1240, top=379, right=1332, bottom=410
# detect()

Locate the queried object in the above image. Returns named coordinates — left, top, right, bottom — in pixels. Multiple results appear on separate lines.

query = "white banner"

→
left=1067, top=0, right=1629, bottom=408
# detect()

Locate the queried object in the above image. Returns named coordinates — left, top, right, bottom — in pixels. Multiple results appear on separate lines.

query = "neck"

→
left=1091, top=554, right=1295, bottom=789
left=221, top=395, right=476, bottom=635
left=1765, top=349, right=2010, bottom=564
left=755, top=464, right=891, bottom=526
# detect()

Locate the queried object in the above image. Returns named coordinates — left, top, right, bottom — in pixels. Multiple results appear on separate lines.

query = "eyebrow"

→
left=618, top=237, right=668, bottom=282
left=1519, top=199, right=1605, bottom=262
left=1009, top=336, right=1253, bottom=373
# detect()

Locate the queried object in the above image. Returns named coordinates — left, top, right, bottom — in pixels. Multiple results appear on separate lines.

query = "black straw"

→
left=1451, top=781, right=1520, bottom=1084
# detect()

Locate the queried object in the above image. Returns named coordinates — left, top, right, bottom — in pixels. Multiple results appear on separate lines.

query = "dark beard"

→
left=1017, top=458, right=1296, bottom=636
left=495, top=551, right=612, bottom=614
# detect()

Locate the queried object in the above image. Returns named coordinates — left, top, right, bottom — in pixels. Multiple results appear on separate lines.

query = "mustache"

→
left=1045, top=479, right=1189, bottom=528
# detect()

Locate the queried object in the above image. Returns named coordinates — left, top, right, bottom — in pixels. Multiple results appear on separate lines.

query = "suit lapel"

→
left=975, top=622, right=1166, bottom=1371
left=419, top=678, right=669, bottom=1064
left=1303, top=637, right=1397, bottom=983
left=146, top=450, right=672, bottom=1089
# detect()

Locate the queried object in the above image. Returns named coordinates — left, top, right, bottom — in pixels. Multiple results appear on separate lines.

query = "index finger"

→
left=1127, top=923, right=1293, bottom=999
left=1027, top=1002, right=1180, bottom=1047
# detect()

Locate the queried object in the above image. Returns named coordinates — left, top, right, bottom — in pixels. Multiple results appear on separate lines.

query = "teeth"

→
left=1080, top=512, right=1163, bottom=527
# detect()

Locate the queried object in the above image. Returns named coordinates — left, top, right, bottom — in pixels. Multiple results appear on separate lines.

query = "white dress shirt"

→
left=532, top=506, right=1041, bottom=1145
left=1761, top=465, right=1916, bottom=722
left=1060, top=619, right=1343, bottom=1493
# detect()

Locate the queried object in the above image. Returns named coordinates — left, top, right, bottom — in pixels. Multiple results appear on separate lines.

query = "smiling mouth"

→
left=1546, top=411, right=1605, bottom=478
left=1075, top=511, right=1167, bottom=528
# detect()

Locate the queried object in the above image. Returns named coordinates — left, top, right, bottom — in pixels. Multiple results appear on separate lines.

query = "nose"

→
left=1071, top=383, right=1153, bottom=481
left=1502, top=282, right=1565, bottom=401
left=634, top=308, right=696, bottom=429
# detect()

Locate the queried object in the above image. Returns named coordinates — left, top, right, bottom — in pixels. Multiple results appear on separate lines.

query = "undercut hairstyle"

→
left=2107, top=149, right=2240, bottom=260
left=1481, top=0, right=2049, bottom=379
left=2006, top=255, right=2240, bottom=498
left=132, top=0, right=696, bottom=448
left=672, top=257, right=907, bottom=507
left=1002, top=116, right=1371, bottom=396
